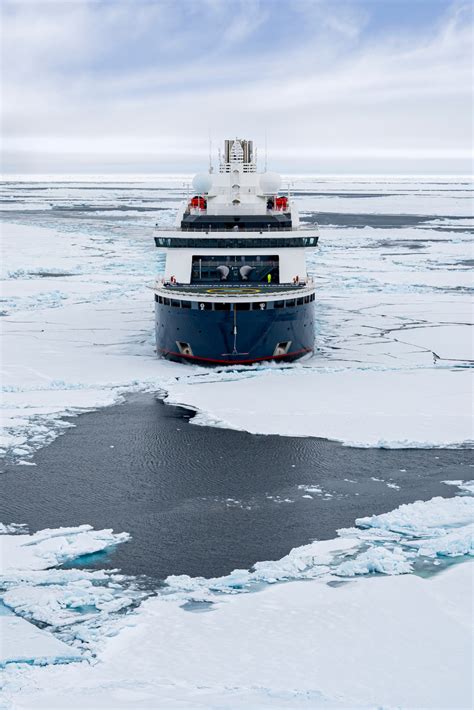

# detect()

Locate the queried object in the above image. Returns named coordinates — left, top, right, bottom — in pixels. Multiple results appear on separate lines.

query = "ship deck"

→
left=161, top=283, right=309, bottom=295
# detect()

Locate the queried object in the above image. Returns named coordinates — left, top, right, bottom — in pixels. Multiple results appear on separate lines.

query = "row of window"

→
left=154, top=293, right=316, bottom=309
left=154, top=237, right=319, bottom=249
left=275, top=293, right=316, bottom=307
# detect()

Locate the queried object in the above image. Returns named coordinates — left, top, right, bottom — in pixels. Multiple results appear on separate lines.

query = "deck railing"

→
left=154, top=225, right=319, bottom=233
left=153, top=278, right=315, bottom=299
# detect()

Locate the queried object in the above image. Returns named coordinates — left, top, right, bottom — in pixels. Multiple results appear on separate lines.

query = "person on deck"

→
left=267, top=273, right=272, bottom=284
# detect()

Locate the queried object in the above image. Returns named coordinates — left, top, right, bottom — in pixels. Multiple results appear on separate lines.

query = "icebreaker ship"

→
left=153, top=138, right=319, bottom=364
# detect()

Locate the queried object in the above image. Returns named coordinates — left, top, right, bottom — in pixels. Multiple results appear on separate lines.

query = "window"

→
left=215, top=302, right=231, bottom=310
left=252, top=302, right=266, bottom=310
left=163, top=297, right=170, bottom=306
left=286, top=299, right=296, bottom=307
left=236, top=302, right=250, bottom=310
left=191, top=255, right=279, bottom=285
left=155, top=236, right=318, bottom=249
left=274, top=300, right=284, bottom=308
left=171, top=299, right=180, bottom=307
left=297, top=297, right=304, bottom=306
left=181, top=300, right=191, bottom=309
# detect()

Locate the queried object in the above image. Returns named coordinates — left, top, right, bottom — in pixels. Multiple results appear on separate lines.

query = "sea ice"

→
left=443, top=479, right=474, bottom=494
left=0, top=525, right=144, bottom=662
left=355, top=494, right=474, bottom=537
left=165, top=367, right=473, bottom=447
left=0, top=610, right=81, bottom=668
left=1, top=481, right=472, bottom=707
left=1, top=564, right=471, bottom=708
left=2, top=176, right=473, bottom=705
left=0, top=524, right=130, bottom=573
left=334, top=546, right=413, bottom=576
left=2, top=174, right=473, bottom=458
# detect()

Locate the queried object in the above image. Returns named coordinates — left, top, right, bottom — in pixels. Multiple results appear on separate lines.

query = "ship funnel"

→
left=224, top=139, right=254, bottom=164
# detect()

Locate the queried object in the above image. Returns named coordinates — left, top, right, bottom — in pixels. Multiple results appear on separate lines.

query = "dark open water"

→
left=0, top=395, right=470, bottom=582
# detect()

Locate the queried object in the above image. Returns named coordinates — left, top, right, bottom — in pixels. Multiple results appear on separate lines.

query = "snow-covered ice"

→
left=4, top=566, right=470, bottom=709
left=0, top=524, right=130, bottom=573
left=0, top=525, right=144, bottom=669
left=165, top=367, right=473, bottom=446
left=0, top=607, right=81, bottom=668
left=1, top=483, right=472, bottom=708
left=1, top=175, right=473, bottom=458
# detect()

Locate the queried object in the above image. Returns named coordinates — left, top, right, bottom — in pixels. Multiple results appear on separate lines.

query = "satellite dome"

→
left=259, top=172, right=281, bottom=194
left=192, top=173, right=213, bottom=194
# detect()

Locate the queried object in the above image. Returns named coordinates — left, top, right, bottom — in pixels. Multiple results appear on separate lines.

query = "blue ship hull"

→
left=155, top=298, right=315, bottom=365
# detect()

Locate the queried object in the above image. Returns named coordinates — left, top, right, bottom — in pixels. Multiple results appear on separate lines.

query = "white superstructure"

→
left=153, top=137, right=319, bottom=365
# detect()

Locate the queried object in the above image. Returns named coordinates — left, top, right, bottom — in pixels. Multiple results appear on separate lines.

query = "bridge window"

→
left=155, top=236, right=318, bottom=249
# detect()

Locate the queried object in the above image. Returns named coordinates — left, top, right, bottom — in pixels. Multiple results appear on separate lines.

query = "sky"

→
left=1, top=0, right=473, bottom=174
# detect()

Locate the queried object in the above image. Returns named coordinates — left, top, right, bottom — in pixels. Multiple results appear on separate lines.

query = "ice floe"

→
left=165, top=367, right=473, bottom=447
left=443, top=479, right=474, bottom=494
left=354, top=493, right=474, bottom=537
left=1, top=524, right=130, bottom=573
left=0, top=605, right=82, bottom=668
left=0, top=524, right=144, bottom=666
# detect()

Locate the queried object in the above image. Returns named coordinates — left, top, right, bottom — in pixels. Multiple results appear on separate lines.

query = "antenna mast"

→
left=208, top=134, right=213, bottom=174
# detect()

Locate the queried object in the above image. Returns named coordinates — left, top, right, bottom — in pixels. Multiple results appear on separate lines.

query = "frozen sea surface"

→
left=1, top=174, right=473, bottom=708
left=1, top=174, right=473, bottom=460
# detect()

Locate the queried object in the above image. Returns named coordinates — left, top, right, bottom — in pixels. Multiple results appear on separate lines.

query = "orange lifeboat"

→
left=190, top=195, right=207, bottom=210
left=275, top=196, right=288, bottom=211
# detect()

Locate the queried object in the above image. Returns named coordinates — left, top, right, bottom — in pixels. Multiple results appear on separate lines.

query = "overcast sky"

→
left=1, top=0, right=473, bottom=174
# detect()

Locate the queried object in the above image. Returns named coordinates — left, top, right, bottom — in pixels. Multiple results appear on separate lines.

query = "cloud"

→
left=1, top=0, right=472, bottom=173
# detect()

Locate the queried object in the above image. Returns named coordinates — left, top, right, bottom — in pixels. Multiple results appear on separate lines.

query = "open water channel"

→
left=0, top=394, right=469, bottom=582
